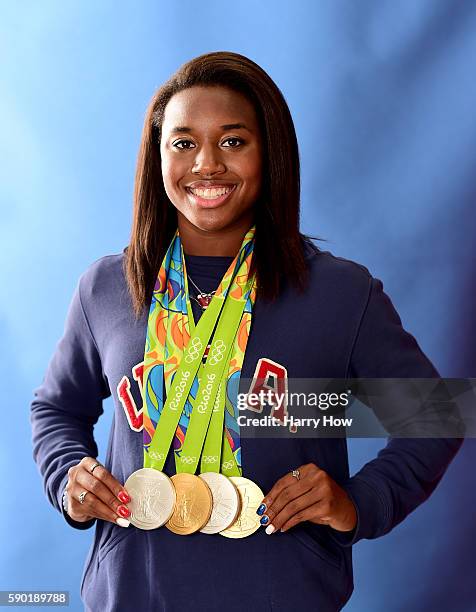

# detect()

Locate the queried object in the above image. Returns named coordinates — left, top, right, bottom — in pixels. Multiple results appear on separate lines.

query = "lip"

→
left=185, top=184, right=237, bottom=208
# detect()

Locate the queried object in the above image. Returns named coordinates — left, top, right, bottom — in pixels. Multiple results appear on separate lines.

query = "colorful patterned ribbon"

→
left=142, top=225, right=257, bottom=473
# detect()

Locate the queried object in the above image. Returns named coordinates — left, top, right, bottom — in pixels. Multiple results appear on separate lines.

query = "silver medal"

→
left=124, top=468, right=176, bottom=530
left=199, top=472, right=241, bottom=534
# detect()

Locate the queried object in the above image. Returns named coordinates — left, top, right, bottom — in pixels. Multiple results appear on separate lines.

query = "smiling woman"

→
left=159, top=86, right=263, bottom=254
left=124, top=51, right=312, bottom=319
left=30, top=51, right=463, bottom=612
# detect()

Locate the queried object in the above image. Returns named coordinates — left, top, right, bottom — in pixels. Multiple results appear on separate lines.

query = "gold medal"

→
left=165, top=473, right=213, bottom=535
left=219, top=476, right=264, bottom=539
left=199, top=472, right=241, bottom=534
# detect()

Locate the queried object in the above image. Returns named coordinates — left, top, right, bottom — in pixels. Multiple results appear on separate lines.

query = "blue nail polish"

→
left=260, top=515, right=269, bottom=525
left=256, top=503, right=266, bottom=516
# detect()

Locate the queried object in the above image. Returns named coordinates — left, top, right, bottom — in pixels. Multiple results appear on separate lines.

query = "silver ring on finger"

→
left=78, top=490, right=89, bottom=504
left=90, top=462, right=102, bottom=475
left=292, top=469, right=300, bottom=481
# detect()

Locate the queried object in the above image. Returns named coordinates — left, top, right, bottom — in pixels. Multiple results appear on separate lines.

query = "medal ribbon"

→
left=177, top=284, right=252, bottom=474
left=142, top=226, right=257, bottom=476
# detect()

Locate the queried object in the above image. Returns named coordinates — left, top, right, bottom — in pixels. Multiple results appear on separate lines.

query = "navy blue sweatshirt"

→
left=30, top=241, right=463, bottom=611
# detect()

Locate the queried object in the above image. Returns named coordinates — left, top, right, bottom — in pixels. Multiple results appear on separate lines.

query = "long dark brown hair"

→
left=124, top=51, right=320, bottom=319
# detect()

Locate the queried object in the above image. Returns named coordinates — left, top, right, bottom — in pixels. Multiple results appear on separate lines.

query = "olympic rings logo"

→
left=180, top=455, right=197, bottom=464
left=208, top=339, right=227, bottom=366
left=185, top=337, right=203, bottom=363
left=221, top=461, right=234, bottom=470
left=202, top=455, right=218, bottom=464
left=148, top=451, right=165, bottom=461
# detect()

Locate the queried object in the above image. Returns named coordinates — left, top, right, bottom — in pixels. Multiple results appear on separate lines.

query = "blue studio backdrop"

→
left=1, top=1, right=475, bottom=610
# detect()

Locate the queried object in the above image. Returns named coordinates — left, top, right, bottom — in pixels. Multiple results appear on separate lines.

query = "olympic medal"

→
left=166, top=473, right=213, bottom=535
left=199, top=472, right=241, bottom=534
left=219, top=476, right=264, bottom=539
left=123, top=468, right=176, bottom=530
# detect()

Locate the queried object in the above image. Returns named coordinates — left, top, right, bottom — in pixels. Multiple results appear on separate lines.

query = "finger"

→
left=259, top=479, right=313, bottom=527
left=75, top=468, right=131, bottom=520
left=79, top=457, right=132, bottom=504
left=258, top=463, right=317, bottom=514
left=68, top=485, right=124, bottom=525
left=280, top=500, right=332, bottom=532
left=264, top=489, right=325, bottom=533
left=259, top=464, right=325, bottom=525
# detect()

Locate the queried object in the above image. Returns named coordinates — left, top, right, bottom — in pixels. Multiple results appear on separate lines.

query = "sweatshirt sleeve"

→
left=30, top=271, right=111, bottom=530
left=331, top=276, right=464, bottom=546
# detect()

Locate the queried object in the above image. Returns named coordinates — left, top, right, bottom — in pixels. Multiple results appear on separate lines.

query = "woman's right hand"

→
left=65, top=457, right=132, bottom=527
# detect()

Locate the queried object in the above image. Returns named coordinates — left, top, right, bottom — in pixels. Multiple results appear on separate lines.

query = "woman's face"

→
left=160, top=85, right=263, bottom=235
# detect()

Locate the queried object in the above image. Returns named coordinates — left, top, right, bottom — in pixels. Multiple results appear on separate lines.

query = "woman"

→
left=31, top=51, right=462, bottom=611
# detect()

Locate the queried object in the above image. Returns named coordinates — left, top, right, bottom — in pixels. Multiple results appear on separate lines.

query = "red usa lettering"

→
left=246, top=358, right=295, bottom=433
left=117, top=362, right=144, bottom=431
left=117, top=357, right=290, bottom=432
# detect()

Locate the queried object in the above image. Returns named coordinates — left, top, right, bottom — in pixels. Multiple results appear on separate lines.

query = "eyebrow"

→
left=170, top=123, right=251, bottom=134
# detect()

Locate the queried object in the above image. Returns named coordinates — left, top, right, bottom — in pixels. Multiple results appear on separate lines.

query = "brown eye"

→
left=222, top=137, right=244, bottom=148
left=173, top=140, right=195, bottom=150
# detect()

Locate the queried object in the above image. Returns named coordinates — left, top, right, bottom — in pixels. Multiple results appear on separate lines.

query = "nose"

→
left=192, top=142, right=225, bottom=175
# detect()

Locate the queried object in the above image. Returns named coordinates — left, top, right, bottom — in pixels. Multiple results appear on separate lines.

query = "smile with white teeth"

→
left=189, top=186, right=234, bottom=199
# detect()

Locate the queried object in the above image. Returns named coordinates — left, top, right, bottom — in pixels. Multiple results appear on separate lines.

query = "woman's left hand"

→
left=257, top=463, right=357, bottom=534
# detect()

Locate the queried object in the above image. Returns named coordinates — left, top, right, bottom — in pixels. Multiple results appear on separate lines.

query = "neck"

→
left=178, top=213, right=254, bottom=256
